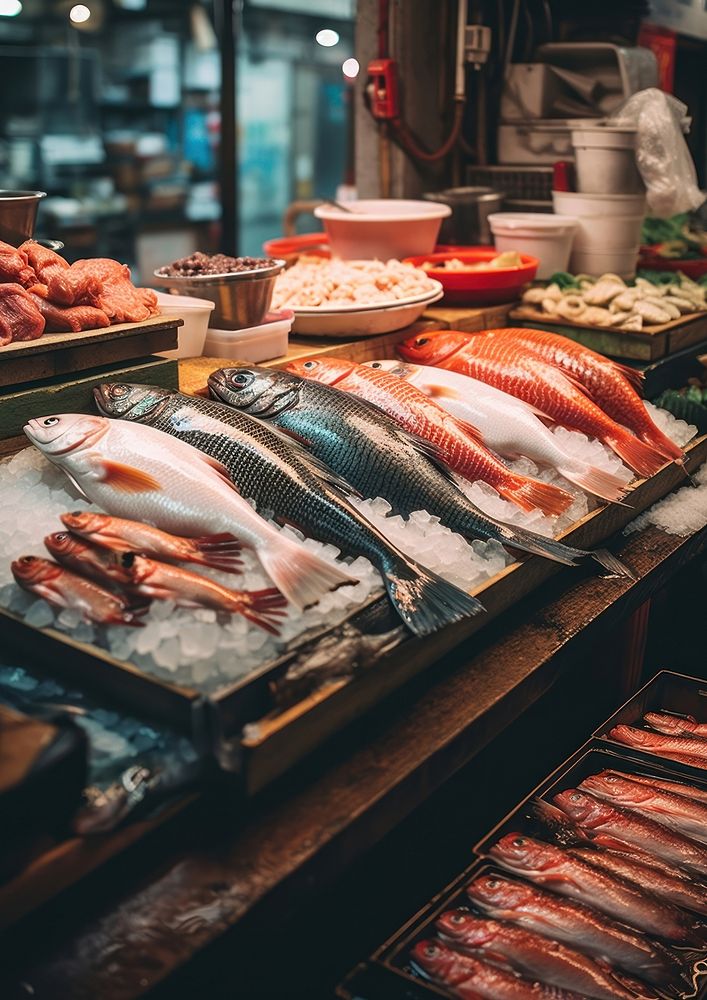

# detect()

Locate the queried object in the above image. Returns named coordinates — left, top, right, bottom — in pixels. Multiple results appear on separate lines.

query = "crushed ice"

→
left=625, top=460, right=707, bottom=537
left=0, top=403, right=694, bottom=693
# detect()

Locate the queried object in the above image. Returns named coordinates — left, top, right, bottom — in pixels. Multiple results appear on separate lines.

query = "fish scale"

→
left=93, top=384, right=482, bottom=636
left=208, top=366, right=632, bottom=577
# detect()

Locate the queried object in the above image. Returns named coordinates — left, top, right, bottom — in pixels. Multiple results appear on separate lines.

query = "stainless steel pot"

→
left=153, top=259, right=286, bottom=331
left=0, top=190, right=47, bottom=246
left=423, top=187, right=504, bottom=246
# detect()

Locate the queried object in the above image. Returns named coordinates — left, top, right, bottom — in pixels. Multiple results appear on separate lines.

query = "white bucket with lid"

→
left=571, top=125, right=643, bottom=195
left=488, top=213, right=578, bottom=280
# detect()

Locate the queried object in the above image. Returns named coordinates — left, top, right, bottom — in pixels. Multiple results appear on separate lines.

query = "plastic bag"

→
left=608, top=88, right=704, bottom=218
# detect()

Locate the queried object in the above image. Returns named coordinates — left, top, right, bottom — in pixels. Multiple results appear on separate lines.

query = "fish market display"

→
left=44, top=530, right=138, bottom=588
left=210, top=366, right=631, bottom=575
left=93, top=382, right=482, bottom=635
left=282, top=357, right=573, bottom=516
left=435, top=911, right=646, bottom=999
left=398, top=330, right=669, bottom=478
left=58, top=512, right=244, bottom=573
left=0, top=238, right=159, bottom=341
left=412, top=939, right=584, bottom=999
left=609, top=723, right=707, bottom=769
left=580, top=770, right=707, bottom=845
left=271, top=255, right=436, bottom=309
left=644, top=712, right=707, bottom=738
left=466, top=872, right=680, bottom=985
left=517, top=271, right=706, bottom=331
left=23, top=413, right=352, bottom=610
left=364, top=360, right=630, bottom=503
left=554, top=788, right=707, bottom=878
left=488, top=831, right=703, bottom=942
left=11, top=555, right=147, bottom=627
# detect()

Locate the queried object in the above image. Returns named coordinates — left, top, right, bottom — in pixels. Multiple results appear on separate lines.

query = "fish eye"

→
left=370, top=362, right=382, bottom=368
left=111, top=385, right=129, bottom=397
left=487, top=878, right=499, bottom=887
left=121, top=552, right=136, bottom=568
left=20, top=555, right=36, bottom=563
left=303, top=361, right=316, bottom=370
left=512, top=837, right=526, bottom=847
left=231, top=372, right=249, bottom=386
left=55, top=532, right=68, bottom=542
left=424, top=944, right=438, bottom=957
left=416, top=338, right=429, bottom=347
left=450, top=913, right=465, bottom=924
left=43, top=417, right=60, bottom=426
left=570, top=792, right=581, bottom=802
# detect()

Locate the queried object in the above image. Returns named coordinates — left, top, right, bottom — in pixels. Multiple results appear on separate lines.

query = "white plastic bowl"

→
left=290, top=287, right=443, bottom=337
left=569, top=245, right=639, bottom=280
left=313, top=199, right=451, bottom=260
left=488, top=212, right=578, bottom=280
left=203, top=310, right=294, bottom=363
left=153, top=291, right=215, bottom=359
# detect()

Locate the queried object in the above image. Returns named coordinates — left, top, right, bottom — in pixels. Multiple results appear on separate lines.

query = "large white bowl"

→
left=291, top=280, right=443, bottom=314
left=291, top=288, right=443, bottom=338
left=313, top=199, right=451, bottom=260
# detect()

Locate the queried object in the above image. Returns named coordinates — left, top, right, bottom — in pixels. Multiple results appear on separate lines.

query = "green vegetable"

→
left=642, top=214, right=689, bottom=246
left=548, top=272, right=579, bottom=290
left=636, top=270, right=676, bottom=286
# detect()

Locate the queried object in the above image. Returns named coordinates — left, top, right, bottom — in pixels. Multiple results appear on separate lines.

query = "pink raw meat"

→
left=0, top=241, right=36, bottom=287
left=0, top=283, right=45, bottom=344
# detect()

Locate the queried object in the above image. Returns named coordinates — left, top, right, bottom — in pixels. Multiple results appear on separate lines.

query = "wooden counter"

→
left=2, top=520, right=705, bottom=999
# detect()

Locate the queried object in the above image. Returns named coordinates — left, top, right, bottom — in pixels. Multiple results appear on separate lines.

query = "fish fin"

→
left=491, top=522, right=582, bottom=566
left=592, top=548, right=637, bottom=580
left=605, top=432, right=666, bottom=479
left=557, top=465, right=631, bottom=504
left=640, top=427, right=687, bottom=465
left=99, top=461, right=161, bottom=494
left=63, top=471, right=91, bottom=501
left=258, top=536, right=355, bottom=610
left=195, top=454, right=241, bottom=491
left=612, top=360, right=645, bottom=394
left=450, top=415, right=487, bottom=448
left=497, top=476, right=574, bottom=516
left=236, top=588, right=289, bottom=636
left=382, top=557, right=483, bottom=636
left=424, top=383, right=463, bottom=401
left=190, top=533, right=244, bottom=572
left=272, top=425, right=312, bottom=448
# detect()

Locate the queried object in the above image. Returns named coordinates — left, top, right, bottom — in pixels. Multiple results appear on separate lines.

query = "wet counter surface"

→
left=2, top=519, right=706, bottom=1000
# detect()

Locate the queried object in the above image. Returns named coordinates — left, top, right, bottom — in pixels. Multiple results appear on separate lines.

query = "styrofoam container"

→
left=153, top=291, right=215, bottom=359
left=313, top=199, right=451, bottom=260
left=571, top=125, right=643, bottom=194
left=552, top=190, right=646, bottom=218
left=569, top=244, right=639, bottom=279
left=202, top=309, right=294, bottom=362
left=488, top=212, right=578, bottom=280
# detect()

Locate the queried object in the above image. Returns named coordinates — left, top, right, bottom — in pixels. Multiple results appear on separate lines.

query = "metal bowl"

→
left=153, top=259, right=286, bottom=330
left=0, top=190, right=47, bottom=246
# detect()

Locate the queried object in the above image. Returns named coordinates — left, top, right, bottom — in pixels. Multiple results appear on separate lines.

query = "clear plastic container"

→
left=202, top=310, right=294, bottom=363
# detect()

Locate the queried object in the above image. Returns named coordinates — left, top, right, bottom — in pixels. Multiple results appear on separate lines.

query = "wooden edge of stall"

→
left=0, top=314, right=183, bottom=358
left=238, top=433, right=707, bottom=793
left=0, top=795, right=197, bottom=932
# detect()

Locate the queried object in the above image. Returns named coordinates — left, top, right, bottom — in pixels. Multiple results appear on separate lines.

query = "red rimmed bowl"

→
left=403, top=248, right=538, bottom=304
left=638, top=245, right=707, bottom=280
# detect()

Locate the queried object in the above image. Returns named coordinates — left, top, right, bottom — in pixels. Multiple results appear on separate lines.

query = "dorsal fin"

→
left=611, top=360, right=645, bottom=394
left=450, top=415, right=487, bottom=448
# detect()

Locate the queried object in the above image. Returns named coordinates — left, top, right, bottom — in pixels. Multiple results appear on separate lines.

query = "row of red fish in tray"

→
left=611, top=714, right=707, bottom=773
left=411, top=764, right=707, bottom=999
left=0, top=239, right=159, bottom=345
left=11, top=512, right=286, bottom=634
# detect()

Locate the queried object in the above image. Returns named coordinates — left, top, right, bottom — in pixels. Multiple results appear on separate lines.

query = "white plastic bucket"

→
left=571, top=126, right=643, bottom=195
left=569, top=245, right=639, bottom=280
left=203, top=310, right=294, bottom=363
left=488, top=212, right=578, bottom=280
left=552, top=190, right=646, bottom=218
left=552, top=191, right=645, bottom=255
left=154, top=291, right=215, bottom=359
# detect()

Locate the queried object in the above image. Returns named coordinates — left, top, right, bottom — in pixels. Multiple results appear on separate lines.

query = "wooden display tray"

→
left=509, top=305, right=707, bottom=361
left=0, top=315, right=181, bottom=388
left=3, top=430, right=705, bottom=794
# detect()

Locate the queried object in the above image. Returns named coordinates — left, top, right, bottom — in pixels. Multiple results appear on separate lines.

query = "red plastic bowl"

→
left=404, top=248, right=539, bottom=304
left=638, top=245, right=707, bottom=280
left=263, top=233, right=330, bottom=261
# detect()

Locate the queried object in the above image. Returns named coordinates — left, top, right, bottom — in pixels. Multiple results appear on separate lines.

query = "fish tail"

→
left=495, top=523, right=635, bottom=578
left=592, top=548, right=638, bottom=579
left=382, top=556, right=484, bottom=636
left=497, top=475, right=574, bottom=516
left=640, top=427, right=687, bottom=465
left=236, top=589, right=289, bottom=635
left=605, top=431, right=666, bottom=479
left=258, top=536, right=355, bottom=611
left=558, top=464, right=630, bottom=504
left=190, top=532, right=244, bottom=573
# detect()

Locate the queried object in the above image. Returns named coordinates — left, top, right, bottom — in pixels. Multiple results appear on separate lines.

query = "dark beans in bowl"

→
left=158, top=252, right=277, bottom=277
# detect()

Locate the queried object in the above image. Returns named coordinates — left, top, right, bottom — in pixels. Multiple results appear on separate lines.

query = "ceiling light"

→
left=0, top=0, right=22, bottom=16
left=69, top=4, right=91, bottom=23
left=342, top=57, right=359, bottom=79
left=315, top=28, right=339, bottom=47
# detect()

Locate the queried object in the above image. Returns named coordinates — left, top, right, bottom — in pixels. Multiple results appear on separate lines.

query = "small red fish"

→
left=287, top=356, right=574, bottom=516
left=398, top=330, right=666, bottom=479
left=121, top=553, right=287, bottom=634
left=11, top=555, right=146, bottom=627
left=44, top=531, right=135, bottom=588
left=609, top=724, right=707, bottom=767
left=644, top=712, right=707, bottom=739
left=60, top=511, right=243, bottom=574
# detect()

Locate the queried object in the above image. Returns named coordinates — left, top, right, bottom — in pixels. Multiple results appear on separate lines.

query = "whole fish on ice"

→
left=12, top=554, right=146, bottom=626
left=209, top=366, right=633, bottom=577
left=93, top=382, right=482, bottom=636
left=23, top=412, right=351, bottom=610
left=398, top=330, right=667, bottom=479
left=365, top=360, right=629, bottom=504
